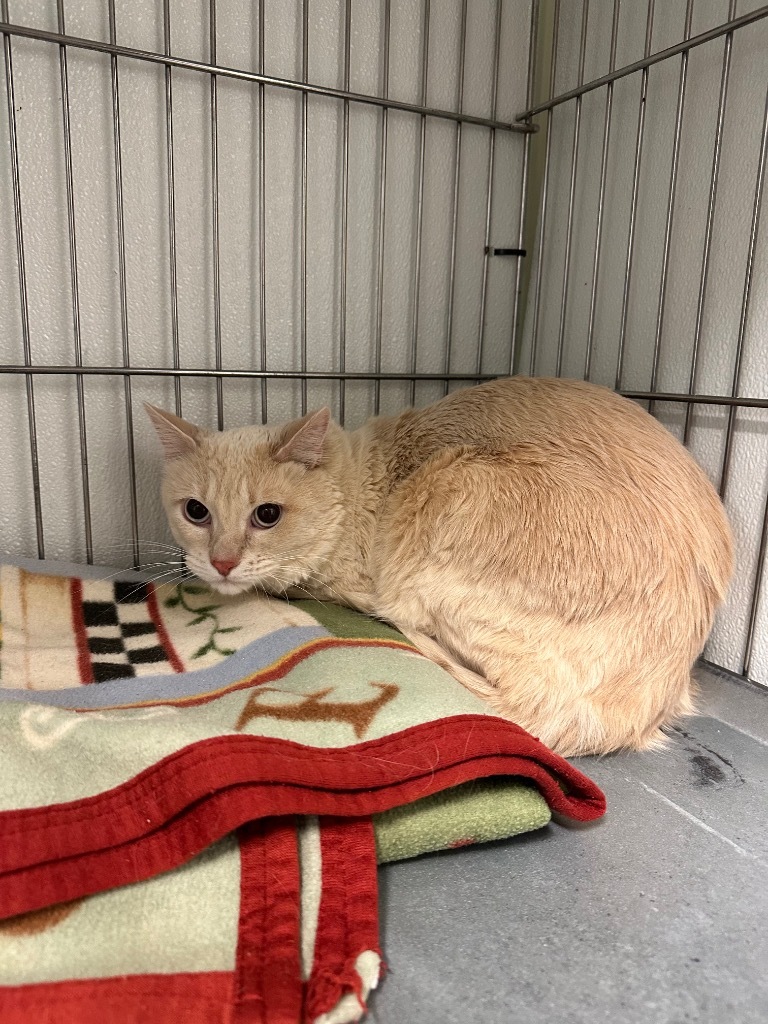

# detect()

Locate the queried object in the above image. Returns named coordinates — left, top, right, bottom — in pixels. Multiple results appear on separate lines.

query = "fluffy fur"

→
left=146, top=377, right=733, bottom=756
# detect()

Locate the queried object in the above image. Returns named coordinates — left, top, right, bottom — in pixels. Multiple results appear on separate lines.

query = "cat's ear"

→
left=273, top=407, right=331, bottom=469
left=144, top=404, right=200, bottom=460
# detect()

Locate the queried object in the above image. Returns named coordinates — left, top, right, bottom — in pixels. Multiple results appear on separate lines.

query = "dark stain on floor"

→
left=668, top=725, right=746, bottom=787
left=689, top=753, right=728, bottom=787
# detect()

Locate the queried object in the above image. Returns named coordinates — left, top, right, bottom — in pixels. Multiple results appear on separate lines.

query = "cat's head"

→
left=145, top=404, right=345, bottom=595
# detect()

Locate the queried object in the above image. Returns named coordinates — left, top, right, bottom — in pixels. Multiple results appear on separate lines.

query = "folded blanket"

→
left=0, top=562, right=606, bottom=1023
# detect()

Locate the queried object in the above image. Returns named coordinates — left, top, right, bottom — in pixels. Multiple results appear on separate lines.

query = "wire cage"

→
left=0, top=1, right=766, bottom=687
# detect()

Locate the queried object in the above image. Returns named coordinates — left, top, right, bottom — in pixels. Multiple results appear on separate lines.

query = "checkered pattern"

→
left=82, top=581, right=174, bottom=682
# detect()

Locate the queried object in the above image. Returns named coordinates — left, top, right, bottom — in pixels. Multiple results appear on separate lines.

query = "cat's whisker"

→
left=116, top=568, right=191, bottom=599
left=297, top=570, right=349, bottom=605
left=94, top=560, right=188, bottom=586
left=96, top=544, right=186, bottom=562
left=100, top=540, right=184, bottom=552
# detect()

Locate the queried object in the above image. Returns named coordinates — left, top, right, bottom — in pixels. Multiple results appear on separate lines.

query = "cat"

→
left=146, top=376, right=733, bottom=756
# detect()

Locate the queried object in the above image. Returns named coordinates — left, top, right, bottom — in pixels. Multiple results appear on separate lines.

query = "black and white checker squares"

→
left=81, top=581, right=174, bottom=682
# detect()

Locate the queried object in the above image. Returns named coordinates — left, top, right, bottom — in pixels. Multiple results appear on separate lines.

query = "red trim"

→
left=0, top=717, right=603, bottom=871
left=306, top=817, right=381, bottom=1023
left=69, top=578, right=93, bottom=685
left=233, top=819, right=303, bottom=1024
left=146, top=584, right=185, bottom=673
left=0, top=971, right=233, bottom=1024
left=0, top=716, right=605, bottom=920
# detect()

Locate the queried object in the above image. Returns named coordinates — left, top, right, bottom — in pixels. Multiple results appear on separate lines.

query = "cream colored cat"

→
left=146, top=377, right=732, bottom=756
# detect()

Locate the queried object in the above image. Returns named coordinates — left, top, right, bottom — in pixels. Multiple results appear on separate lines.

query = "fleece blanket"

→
left=0, top=562, right=606, bottom=1023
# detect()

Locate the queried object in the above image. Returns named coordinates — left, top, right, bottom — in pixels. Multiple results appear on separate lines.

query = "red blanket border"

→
left=0, top=715, right=605, bottom=919
left=0, top=972, right=234, bottom=1024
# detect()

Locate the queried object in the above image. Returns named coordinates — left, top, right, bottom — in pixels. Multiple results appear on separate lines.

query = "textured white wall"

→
left=0, top=2, right=531, bottom=562
left=520, top=0, right=768, bottom=682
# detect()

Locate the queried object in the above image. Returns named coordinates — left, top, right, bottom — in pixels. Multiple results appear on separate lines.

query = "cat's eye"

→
left=251, top=503, right=282, bottom=529
left=184, top=498, right=211, bottom=525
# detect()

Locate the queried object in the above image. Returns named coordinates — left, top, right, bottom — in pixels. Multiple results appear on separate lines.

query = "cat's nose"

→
left=211, top=558, right=239, bottom=578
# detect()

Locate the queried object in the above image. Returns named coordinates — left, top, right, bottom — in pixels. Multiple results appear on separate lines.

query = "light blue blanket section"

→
left=0, top=623, right=329, bottom=709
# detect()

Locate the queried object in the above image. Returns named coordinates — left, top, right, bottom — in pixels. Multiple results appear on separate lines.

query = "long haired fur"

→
left=147, top=377, right=733, bottom=757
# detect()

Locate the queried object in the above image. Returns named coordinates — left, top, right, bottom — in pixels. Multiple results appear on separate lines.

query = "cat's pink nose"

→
left=211, top=558, right=239, bottom=578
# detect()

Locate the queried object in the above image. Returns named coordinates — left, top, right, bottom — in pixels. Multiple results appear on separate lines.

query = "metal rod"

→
left=743, top=490, right=768, bottom=678
left=0, top=20, right=534, bottom=134
left=258, top=0, right=267, bottom=422
left=2, top=1, right=45, bottom=557
left=56, top=0, right=93, bottom=563
left=409, top=0, right=430, bottom=406
left=719, top=84, right=768, bottom=500
left=108, top=0, right=139, bottom=567
left=4, top=369, right=766, bottom=408
left=373, top=0, right=391, bottom=415
left=616, top=0, right=655, bottom=391
left=210, top=0, right=223, bottom=429
left=510, top=0, right=539, bottom=370
left=444, top=0, right=469, bottom=393
left=162, top=0, right=181, bottom=415
left=518, top=3, right=768, bottom=119
left=619, top=391, right=768, bottom=410
left=555, top=0, right=589, bottom=377
left=300, top=0, right=309, bottom=415
left=649, top=0, right=693, bottom=416
left=684, top=0, right=737, bottom=446
left=528, top=0, right=560, bottom=376
left=338, top=0, right=351, bottom=426
left=0, top=365, right=503, bottom=382
left=584, top=0, right=620, bottom=381
left=476, top=0, right=503, bottom=375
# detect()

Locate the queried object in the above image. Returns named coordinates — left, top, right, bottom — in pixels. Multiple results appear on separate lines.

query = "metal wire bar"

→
left=443, top=0, right=469, bottom=394
left=684, top=0, right=737, bottom=446
left=528, top=0, right=560, bottom=376
left=162, top=0, right=181, bottom=415
left=584, top=0, right=620, bottom=380
left=0, top=365, right=497, bottom=382
left=258, top=0, right=267, bottom=422
left=338, top=0, right=351, bottom=426
left=649, top=0, right=693, bottom=417
left=300, top=0, right=309, bottom=416
left=408, top=0, right=430, bottom=407
left=0, top=20, right=533, bottom=134
left=743, top=490, right=768, bottom=678
left=210, top=0, right=223, bottom=430
left=107, top=0, right=139, bottom=566
left=5, top=366, right=767, bottom=410
left=476, top=0, right=503, bottom=375
left=510, top=0, right=538, bottom=369
left=518, top=3, right=768, bottom=119
left=555, top=0, right=589, bottom=377
left=1, top=1, right=45, bottom=557
left=56, top=0, right=93, bottom=562
left=619, top=392, right=768, bottom=410
left=373, top=0, right=391, bottom=415
left=615, top=0, right=655, bottom=391
left=719, top=84, right=768, bottom=500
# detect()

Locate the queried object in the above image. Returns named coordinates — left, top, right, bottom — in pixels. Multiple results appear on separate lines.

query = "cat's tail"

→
left=397, top=628, right=501, bottom=701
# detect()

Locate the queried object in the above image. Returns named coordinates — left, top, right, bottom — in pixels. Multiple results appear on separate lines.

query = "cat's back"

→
left=383, top=377, right=730, bottom=571
left=387, top=376, right=683, bottom=479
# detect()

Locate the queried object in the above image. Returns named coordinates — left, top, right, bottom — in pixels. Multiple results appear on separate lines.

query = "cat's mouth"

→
left=183, top=554, right=300, bottom=598
left=181, top=555, right=253, bottom=596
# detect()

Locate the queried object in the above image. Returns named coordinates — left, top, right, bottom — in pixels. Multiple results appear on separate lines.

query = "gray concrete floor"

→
left=373, top=667, right=768, bottom=1024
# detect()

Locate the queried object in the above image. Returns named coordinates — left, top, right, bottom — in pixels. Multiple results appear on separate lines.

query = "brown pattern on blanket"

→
left=236, top=681, right=400, bottom=738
